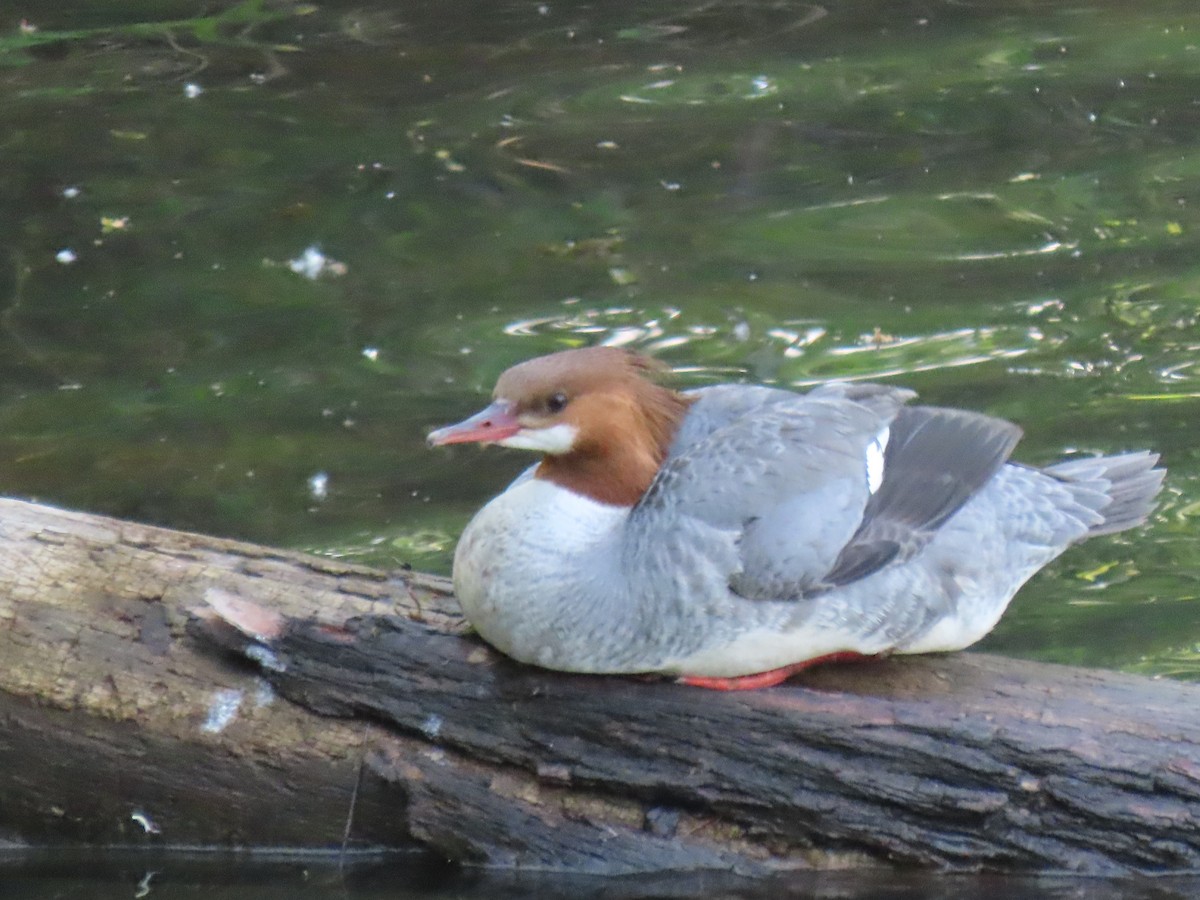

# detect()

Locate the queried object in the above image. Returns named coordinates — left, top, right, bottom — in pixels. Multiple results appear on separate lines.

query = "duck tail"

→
left=1043, top=450, right=1165, bottom=537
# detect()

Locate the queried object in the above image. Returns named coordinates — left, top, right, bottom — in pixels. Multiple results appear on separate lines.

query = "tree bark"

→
left=3, top=496, right=1200, bottom=875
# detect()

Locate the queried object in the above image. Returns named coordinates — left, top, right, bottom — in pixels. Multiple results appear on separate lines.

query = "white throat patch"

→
left=498, top=422, right=579, bottom=454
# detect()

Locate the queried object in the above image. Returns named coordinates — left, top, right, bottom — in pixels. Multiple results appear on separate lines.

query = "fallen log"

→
left=2, top=496, right=1200, bottom=876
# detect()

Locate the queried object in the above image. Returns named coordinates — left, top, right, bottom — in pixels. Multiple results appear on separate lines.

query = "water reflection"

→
left=499, top=307, right=1041, bottom=386
left=7, top=853, right=1200, bottom=900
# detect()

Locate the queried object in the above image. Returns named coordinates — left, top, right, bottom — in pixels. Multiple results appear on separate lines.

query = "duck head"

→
left=428, top=346, right=692, bottom=506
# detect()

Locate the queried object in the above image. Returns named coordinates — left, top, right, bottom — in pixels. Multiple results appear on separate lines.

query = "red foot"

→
left=678, top=651, right=870, bottom=691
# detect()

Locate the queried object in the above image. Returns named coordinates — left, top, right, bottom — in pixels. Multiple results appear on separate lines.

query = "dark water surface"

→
left=3, top=0, right=1200, bottom=893
left=5, top=852, right=1200, bottom=900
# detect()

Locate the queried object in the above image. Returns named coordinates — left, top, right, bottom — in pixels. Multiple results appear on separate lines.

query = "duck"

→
left=427, top=346, right=1164, bottom=690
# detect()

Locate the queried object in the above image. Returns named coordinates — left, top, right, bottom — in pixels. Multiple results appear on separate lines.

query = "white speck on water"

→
left=62, top=186, right=81, bottom=199
left=660, top=180, right=681, bottom=191
left=289, top=245, right=327, bottom=279
left=308, top=471, right=329, bottom=500
left=420, top=714, right=443, bottom=739
left=202, top=689, right=243, bottom=733
left=288, top=245, right=347, bottom=280
left=183, top=82, right=203, bottom=99
left=748, top=75, right=776, bottom=97
left=55, top=248, right=77, bottom=264
left=130, top=810, right=161, bottom=834
left=361, top=346, right=379, bottom=361
left=135, top=871, right=157, bottom=899
left=732, top=321, right=751, bottom=342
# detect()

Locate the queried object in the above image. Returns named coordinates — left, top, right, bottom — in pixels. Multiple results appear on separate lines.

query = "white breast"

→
left=452, top=478, right=628, bottom=664
left=467, top=476, right=625, bottom=549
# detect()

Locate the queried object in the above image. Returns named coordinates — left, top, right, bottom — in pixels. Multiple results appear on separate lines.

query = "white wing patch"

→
left=866, top=426, right=889, bottom=494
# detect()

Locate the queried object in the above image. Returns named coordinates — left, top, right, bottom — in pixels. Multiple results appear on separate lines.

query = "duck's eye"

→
left=546, top=392, right=569, bottom=414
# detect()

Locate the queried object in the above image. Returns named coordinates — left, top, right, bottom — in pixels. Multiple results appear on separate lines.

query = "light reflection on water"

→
left=497, top=307, right=1042, bottom=387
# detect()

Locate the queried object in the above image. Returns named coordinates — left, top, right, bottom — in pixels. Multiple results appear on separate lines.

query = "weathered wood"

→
left=0, top=496, right=449, bottom=852
left=3, top=496, right=1200, bottom=875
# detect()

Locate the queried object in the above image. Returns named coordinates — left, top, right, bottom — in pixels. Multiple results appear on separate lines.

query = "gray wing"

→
left=628, top=383, right=915, bottom=597
left=628, top=384, right=1024, bottom=603
left=670, top=381, right=916, bottom=453
left=820, top=406, right=1022, bottom=588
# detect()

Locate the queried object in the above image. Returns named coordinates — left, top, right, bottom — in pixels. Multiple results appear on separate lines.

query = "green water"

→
left=3, top=0, right=1200, bottom=681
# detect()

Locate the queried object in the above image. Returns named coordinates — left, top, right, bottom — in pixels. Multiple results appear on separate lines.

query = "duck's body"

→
left=429, top=348, right=1163, bottom=688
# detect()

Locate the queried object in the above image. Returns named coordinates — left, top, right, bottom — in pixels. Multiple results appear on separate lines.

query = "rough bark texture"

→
left=0, top=496, right=450, bottom=852
left=3, top=496, right=1200, bottom=876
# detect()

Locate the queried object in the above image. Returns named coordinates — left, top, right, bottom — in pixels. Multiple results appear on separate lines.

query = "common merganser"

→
left=428, top=347, right=1164, bottom=690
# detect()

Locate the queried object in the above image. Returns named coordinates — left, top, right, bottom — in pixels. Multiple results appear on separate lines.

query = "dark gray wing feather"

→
left=822, top=406, right=1022, bottom=587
